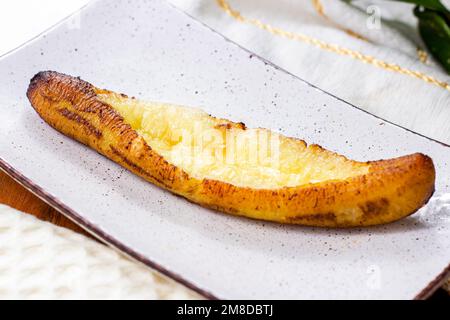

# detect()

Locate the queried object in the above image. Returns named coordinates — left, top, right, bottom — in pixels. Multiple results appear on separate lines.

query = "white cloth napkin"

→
left=0, top=204, right=198, bottom=299
left=170, top=0, right=450, bottom=144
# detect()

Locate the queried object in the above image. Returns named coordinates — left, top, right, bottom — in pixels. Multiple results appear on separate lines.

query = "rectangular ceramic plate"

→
left=0, top=0, right=449, bottom=299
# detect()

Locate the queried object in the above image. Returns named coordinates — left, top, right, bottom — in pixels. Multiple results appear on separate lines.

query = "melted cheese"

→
left=98, top=93, right=369, bottom=188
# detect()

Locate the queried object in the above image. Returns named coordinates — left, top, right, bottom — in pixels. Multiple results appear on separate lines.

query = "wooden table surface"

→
left=0, top=170, right=92, bottom=239
left=0, top=169, right=448, bottom=300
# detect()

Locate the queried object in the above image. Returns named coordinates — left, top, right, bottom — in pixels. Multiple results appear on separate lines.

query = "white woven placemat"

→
left=0, top=204, right=199, bottom=300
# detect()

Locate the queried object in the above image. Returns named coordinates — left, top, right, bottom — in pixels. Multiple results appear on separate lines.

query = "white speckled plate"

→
left=0, top=0, right=449, bottom=299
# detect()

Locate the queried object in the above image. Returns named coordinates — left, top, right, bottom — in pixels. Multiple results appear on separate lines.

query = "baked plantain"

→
left=27, top=71, right=435, bottom=227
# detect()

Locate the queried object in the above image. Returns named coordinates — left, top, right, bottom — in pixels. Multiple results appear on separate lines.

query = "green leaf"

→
left=387, top=0, right=448, bottom=12
left=414, top=7, right=450, bottom=73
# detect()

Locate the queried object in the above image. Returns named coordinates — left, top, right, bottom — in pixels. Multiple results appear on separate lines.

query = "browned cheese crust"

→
left=27, top=71, right=436, bottom=227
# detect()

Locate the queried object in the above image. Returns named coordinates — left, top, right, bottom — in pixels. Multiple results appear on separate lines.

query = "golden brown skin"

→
left=27, top=71, right=436, bottom=227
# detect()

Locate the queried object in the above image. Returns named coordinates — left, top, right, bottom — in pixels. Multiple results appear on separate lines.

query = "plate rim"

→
left=0, top=0, right=449, bottom=300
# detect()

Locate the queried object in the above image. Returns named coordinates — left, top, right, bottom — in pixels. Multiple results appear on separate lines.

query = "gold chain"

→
left=312, top=0, right=428, bottom=63
left=417, top=48, right=429, bottom=64
left=216, top=0, right=449, bottom=91
left=312, top=0, right=325, bottom=16
left=311, top=0, right=369, bottom=42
